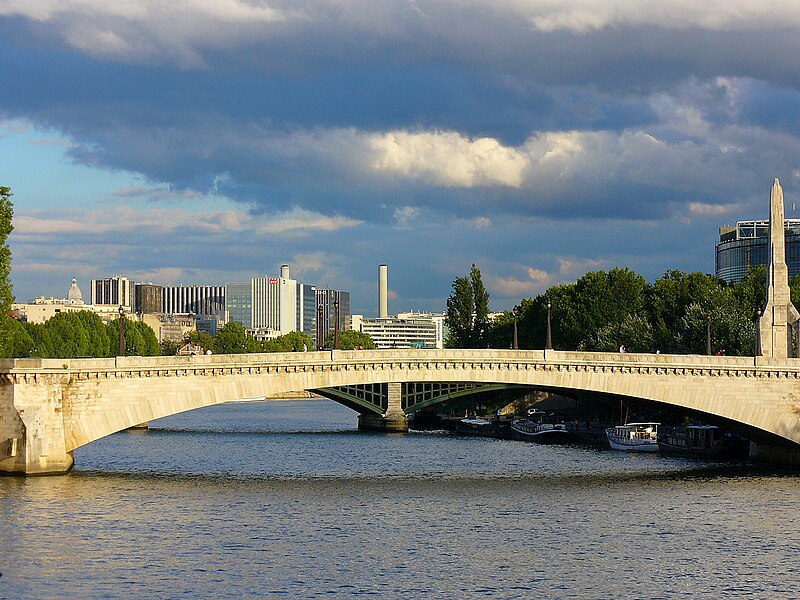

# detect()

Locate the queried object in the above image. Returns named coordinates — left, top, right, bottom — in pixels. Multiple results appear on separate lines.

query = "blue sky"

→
left=3, top=1, right=800, bottom=315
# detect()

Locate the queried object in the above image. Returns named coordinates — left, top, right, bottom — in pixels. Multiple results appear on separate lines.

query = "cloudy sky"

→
left=3, top=1, right=800, bottom=315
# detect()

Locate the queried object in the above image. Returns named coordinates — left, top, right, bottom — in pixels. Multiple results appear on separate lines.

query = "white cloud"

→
left=487, top=256, right=608, bottom=298
left=394, top=206, right=420, bottom=225
left=688, top=202, right=744, bottom=217
left=0, top=0, right=291, bottom=65
left=520, top=0, right=800, bottom=33
left=370, top=130, right=528, bottom=187
left=12, top=205, right=362, bottom=241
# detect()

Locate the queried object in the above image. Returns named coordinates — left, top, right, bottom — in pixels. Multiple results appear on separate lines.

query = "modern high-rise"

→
left=133, top=283, right=163, bottom=315
left=315, top=289, right=351, bottom=347
left=251, top=274, right=297, bottom=333
left=91, top=276, right=132, bottom=308
left=162, top=285, right=225, bottom=317
left=297, top=283, right=317, bottom=339
left=225, top=282, right=253, bottom=329
left=716, top=219, right=800, bottom=283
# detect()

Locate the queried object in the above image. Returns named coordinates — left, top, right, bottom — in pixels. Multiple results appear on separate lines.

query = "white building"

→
left=91, top=276, right=132, bottom=311
left=354, top=311, right=445, bottom=349
left=251, top=272, right=297, bottom=334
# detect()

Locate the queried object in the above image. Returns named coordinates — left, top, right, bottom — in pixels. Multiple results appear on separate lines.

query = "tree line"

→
left=476, top=266, right=780, bottom=356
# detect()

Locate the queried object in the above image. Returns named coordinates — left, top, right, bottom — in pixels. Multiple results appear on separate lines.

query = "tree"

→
left=263, top=331, right=315, bottom=352
left=470, top=263, right=490, bottom=347
left=212, top=322, right=254, bottom=354
left=445, top=275, right=474, bottom=348
left=160, top=339, right=181, bottom=356
left=444, top=264, right=491, bottom=348
left=0, top=187, right=14, bottom=357
left=3, top=317, right=33, bottom=357
left=323, top=329, right=375, bottom=350
left=184, top=330, right=214, bottom=352
left=107, top=318, right=159, bottom=356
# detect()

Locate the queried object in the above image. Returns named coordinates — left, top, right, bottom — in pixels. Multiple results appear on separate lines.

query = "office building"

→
left=716, top=219, right=800, bottom=283
left=297, top=283, right=317, bottom=339
left=252, top=273, right=297, bottom=334
left=133, top=283, right=163, bottom=315
left=91, top=276, right=132, bottom=309
left=353, top=311, right=444, bottom=349
left=162, top=285, right=225, bottom=317
left=225, top=282, right=253, bottom=329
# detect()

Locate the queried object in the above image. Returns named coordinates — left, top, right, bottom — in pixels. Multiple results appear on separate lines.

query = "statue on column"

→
left=759, top=178, right=800, bottom=357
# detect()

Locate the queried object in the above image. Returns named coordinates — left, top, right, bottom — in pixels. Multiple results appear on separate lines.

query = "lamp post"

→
left=118, top=305, right=126, bottom=357
left=546, top=300, right=553, bottom=350
left=333, top=295, right=340, bottom=350
left=512, top=306, right=519, bottom=350
left=317, top=302, right=324, bottom=349
left=706, top=313, right=712, bottom=355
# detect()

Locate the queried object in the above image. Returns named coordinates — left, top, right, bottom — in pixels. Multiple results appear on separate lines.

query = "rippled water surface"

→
left=2, top=399, right=799, bottom=598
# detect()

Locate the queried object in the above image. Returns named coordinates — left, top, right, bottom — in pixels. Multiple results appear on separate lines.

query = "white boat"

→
left=511, top=412, right=572, bottom=443
left=605, top=422, right=660, bottom=452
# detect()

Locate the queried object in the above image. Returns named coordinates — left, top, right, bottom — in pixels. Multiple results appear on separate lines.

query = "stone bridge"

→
left=3, top=349, right=800, bottom=475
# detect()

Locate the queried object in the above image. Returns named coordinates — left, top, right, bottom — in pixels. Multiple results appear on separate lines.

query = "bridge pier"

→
left=0, top=373, right=73, bottom=476
left=358, top=382, right=408, bottom=432
left=749, top=442, right=800, bottom=468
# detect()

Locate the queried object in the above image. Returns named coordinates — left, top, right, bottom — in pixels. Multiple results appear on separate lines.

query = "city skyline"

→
left=4, top=2, right=800, bottom=314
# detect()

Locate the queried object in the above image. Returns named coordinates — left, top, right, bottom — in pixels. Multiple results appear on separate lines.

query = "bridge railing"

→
left=1, top=348, right=797, bottom=375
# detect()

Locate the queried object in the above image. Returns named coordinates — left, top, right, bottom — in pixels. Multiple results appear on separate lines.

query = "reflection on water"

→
left=1, top=400, right=798, bottom=599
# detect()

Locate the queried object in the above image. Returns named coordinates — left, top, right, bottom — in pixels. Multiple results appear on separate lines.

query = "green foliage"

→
left=6, top=310, right=159, bottom=358
left=107, top=318, right=159, bottom=356
left=579, top=313, right=654, bottom=353
left=470, top=264, right=490, bottom=346
left=2, top=316, right=34, bottom=357
left=184, top=330, right=214, bottom=352
left=497, top=266, right=769, bottom=356
left=211, top=322, right=246, bottom=354
left=323, top=329, right=375, bottom=350
left=445, top=264, right=490, bottom=348
left=160, top=339, right=181, bottom=356
left=263, top=331, right=315, bottom=352
left=0, top=187, right=13, bottom=356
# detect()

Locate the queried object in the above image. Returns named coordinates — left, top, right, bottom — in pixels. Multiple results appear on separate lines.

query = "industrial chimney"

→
left=280, top=264, right=290, bottom=279
left=378, top=264, right=388, bottom=318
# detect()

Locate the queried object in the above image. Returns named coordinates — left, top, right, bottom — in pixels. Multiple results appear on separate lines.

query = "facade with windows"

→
left=91, top=276, right=132, bottom=309
left=162, top=285, right=225, bottom=317
left=133, top=283, right=163, bottom=315
left=716, top=219, right=800, bottom=283
left=252, top=275, right=297, bottom=333
left=315, top=289, right=351, bottom=347
left=225, top=282, right=253, bottom=329
left=353, top=311, right=444, bottom=349
left=297, top=283, right=317, bottom=339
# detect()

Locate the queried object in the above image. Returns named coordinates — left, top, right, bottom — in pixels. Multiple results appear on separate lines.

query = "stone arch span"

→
left=2, top=349, right=800, bottom=474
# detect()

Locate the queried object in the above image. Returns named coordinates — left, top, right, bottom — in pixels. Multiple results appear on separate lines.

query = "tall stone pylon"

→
left=759, top=178, right=800, bottom=357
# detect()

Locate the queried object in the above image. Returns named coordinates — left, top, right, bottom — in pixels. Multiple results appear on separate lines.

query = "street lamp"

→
left=118, top=305, right=126, bottom=357
left=317, top=302, right=324, bottom=349
left=706, top=313, right=712, bottom=355
left=512, top=306, right=519, bottom=350
left=546, top=300, right=553, bottom=350
left=333, top=294, right=340, bottom=350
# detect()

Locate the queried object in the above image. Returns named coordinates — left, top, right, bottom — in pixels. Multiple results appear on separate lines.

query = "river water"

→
left=1, top=399, right=799, bottom=599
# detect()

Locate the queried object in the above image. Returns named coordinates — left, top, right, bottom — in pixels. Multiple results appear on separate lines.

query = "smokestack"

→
left=280, top=264, right=290, bottom=279
left=378, top=264, right=388, bottom=318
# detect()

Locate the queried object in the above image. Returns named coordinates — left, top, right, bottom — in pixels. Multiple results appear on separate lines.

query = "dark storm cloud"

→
left=7, top=1, right=800, bottom=307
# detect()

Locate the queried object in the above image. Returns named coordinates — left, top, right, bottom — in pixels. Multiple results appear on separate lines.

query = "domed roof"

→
left=67, top=278, right=83, bottom=303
